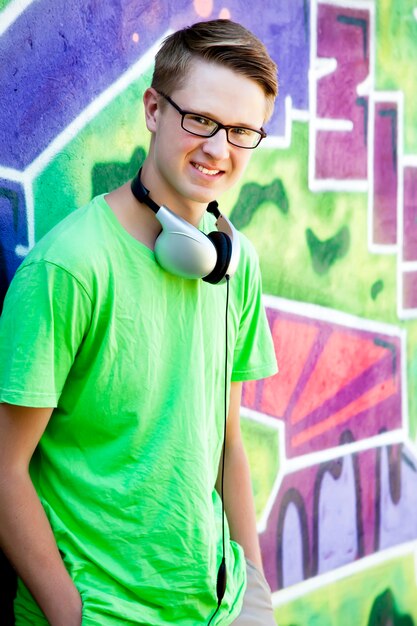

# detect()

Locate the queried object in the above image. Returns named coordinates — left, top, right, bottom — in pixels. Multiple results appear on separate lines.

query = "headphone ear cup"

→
left=203, top=231, right=232, bottom=284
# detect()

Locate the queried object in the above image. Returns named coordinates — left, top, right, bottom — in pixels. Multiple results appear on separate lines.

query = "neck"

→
left=105, top=182, right=162, bottom=250
left=139, top=163, right=209, bottom=227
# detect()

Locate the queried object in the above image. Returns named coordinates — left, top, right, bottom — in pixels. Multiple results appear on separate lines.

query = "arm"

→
left=216, top=381, right=264, bottom=573
left=0, top=403, right=82, bottom=626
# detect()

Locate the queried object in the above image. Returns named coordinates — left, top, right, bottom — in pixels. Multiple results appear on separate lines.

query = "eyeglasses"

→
left=158, top=92, right=267, bottom=149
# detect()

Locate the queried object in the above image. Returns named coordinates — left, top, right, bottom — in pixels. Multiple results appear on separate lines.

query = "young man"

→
left=0, top=19, right=278, bottom=625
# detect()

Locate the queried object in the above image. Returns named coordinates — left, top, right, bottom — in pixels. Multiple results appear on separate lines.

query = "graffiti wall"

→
left=1, top=0, right=417, bottom=623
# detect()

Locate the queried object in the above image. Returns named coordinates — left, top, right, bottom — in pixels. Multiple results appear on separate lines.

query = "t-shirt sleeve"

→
left=0, top=261, right=92, bottom=407
left=231, top=243, right=278, bottom=382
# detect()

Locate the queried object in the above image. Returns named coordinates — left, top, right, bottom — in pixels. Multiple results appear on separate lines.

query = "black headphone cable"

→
left=207, top=273, right=230, bottom=625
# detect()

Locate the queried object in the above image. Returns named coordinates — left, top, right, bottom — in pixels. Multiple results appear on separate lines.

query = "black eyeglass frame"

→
left=157, top=91, right=267, bottom=149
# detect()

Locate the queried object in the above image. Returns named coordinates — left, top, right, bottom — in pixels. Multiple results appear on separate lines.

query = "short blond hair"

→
left=151, top=19, right=278, bottom=120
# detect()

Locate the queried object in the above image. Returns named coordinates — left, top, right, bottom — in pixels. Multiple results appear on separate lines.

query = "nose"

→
left=202, top=128, right=230, bottom=160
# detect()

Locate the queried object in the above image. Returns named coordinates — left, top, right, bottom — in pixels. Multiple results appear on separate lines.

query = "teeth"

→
left=193, top=163, right=220, bottom=176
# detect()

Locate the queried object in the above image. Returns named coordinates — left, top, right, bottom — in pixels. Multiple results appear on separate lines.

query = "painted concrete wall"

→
left=1, top=0, right=417, bottom=623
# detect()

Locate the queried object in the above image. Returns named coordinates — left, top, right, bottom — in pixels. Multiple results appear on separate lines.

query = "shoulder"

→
left=24, top=195, right=108, bottom=264
left=224, top=230, right=264, bottom=328
left=17, top=195, right=113, bottom=291
left=237, top=231, right=259, bottom=270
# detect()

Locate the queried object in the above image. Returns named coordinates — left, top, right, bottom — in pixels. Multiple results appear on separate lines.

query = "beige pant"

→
left=231, top=559, right=277, bottom=625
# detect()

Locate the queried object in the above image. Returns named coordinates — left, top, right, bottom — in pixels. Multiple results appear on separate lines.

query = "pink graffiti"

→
left=315, top=5, right=369, bottom=180
left=242, top=307, right=402, bottom=458
left=403, top=167, right=417, bottom=262
left=373, top=103, right=398, bottom=245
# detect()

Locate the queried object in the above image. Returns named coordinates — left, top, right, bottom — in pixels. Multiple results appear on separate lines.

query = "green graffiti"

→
left=368, top=589, right=414, bottom=626
left=91, top=147, right=146, bottom=198
left=371, top=280, right=384, bottom=300
left=229, top=179, right=289, bottom=230
left=306, top=226, right=350, bottom=275
left=0, top=0, right=13, bottom=10
left=377, top=0, right=417, bottom=152
left=275, top=554, right=417, bottom=626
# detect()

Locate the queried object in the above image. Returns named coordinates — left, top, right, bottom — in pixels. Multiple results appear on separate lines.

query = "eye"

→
left=231, top=127, right=253, bottom=137
left=187, top=114, right=216, bottom=128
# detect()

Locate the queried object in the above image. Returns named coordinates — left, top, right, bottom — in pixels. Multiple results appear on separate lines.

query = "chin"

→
left=181, top=188, right=217, bottom=206
left=190, top=183, right=228, bottom=204
left=195, top=192, right=218, bottom=204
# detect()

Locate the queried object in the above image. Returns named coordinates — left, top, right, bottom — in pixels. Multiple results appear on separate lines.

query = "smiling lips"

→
left=191, top=161, right=222, bottom=176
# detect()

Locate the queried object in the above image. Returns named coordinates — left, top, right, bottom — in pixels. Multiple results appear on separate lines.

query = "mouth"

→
left=191, top=161, right=223, bottom=177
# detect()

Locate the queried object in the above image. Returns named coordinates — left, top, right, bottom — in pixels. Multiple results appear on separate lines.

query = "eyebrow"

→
left=186, top=107, right=262, bottom=132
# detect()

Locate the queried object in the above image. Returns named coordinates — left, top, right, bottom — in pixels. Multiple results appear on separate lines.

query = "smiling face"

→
left=141, top=58, right=268, bottom=224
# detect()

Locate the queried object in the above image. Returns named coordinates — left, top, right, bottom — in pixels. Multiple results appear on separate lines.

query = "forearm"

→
left=218, top=441, right=264, bottom=572
left=0, top=470, right=82, bottom=626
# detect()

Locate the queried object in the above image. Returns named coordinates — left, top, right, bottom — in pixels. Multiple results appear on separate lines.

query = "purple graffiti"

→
left=0, top=0, right=194, bottom=170
left=217, top=0, right=309, bottom=136
left=378, top=445, right=417, bottom=549
left=317, top=454, right=358, bottom=573
left=402, top=272, right=417, bottom=310
left=315, top=4, right=369, bottom=180
left=267, top=473, right=314, bottom=590
left=403, top=167, right=417, bottom=262
left=281, top=501, right=305, bottom=587
left=260, top=442, right=417, bottom=593
left=373, top=104, right=398, bottom=245
left=243, top=308, right=403, bottom=457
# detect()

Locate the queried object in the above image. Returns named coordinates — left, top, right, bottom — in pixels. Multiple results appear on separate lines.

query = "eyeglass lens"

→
left=182, top=114, right=262, bottom=148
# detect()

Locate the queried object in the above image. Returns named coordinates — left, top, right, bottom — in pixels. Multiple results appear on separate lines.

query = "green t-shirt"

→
left=0, top=195, right=277, bottom=625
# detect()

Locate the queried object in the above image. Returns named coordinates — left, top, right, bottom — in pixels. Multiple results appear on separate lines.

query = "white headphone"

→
left=131, top=169, right=240, bottom=284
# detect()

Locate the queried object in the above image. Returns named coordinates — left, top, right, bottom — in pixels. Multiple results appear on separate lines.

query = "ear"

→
left=143, top=88, right=160, bottom=133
